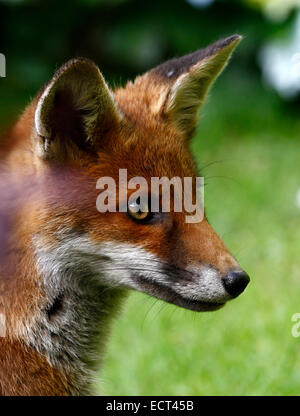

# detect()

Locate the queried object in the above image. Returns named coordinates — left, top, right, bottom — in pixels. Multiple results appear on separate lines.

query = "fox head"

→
left=5, top=35, right=249, bottom=323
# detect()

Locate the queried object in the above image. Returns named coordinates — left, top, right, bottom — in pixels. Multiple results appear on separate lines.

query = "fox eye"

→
left=127, top=199, right=150, bottom=221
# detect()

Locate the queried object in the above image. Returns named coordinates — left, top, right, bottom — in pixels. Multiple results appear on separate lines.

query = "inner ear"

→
left=34, top=58, right=121, bottom=159
left=49, top=87, right=88, bottom=151
left=162, top=35, right=242, bottom=138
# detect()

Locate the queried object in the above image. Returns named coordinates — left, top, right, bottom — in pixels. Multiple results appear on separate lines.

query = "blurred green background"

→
left=1, top=0, right=300, bottom=395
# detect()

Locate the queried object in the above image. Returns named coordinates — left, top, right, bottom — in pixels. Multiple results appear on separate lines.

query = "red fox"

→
left=0, top=34, right=249, bottom=395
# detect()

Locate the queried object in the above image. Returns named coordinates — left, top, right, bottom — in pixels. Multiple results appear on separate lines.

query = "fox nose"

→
left=222, top=269, right=250, bottom=298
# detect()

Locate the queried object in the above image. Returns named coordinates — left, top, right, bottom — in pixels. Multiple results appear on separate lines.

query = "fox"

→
left=0, top=34, right=249, bottom=396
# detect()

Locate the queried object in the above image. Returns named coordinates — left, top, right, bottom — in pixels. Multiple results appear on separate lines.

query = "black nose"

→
left=222, top=270, right=250, bottom=298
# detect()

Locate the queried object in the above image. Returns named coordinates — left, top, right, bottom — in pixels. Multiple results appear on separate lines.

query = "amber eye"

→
left=128, top=199, right=150, bottom=221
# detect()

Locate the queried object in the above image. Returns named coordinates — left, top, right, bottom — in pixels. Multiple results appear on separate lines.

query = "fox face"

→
left=0, top=34, right=252, bottom=396
left=6, top=35, right=249, bottom=332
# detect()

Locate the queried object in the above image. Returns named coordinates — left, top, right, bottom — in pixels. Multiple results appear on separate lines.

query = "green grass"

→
left=99, top=80, right=300, bottom=395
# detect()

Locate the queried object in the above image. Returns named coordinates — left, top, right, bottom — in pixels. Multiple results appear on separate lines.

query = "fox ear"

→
left=34, top=58, right=121, bottom=159
left=149, top=35, right=241, bottom=138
